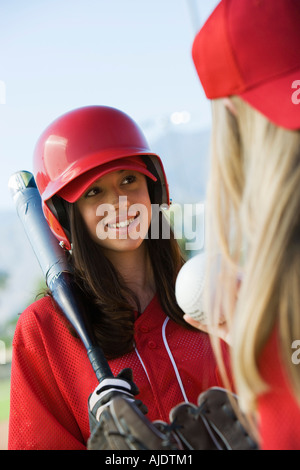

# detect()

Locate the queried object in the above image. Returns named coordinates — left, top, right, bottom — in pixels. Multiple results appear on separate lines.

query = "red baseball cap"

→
left=192, top=0, right=300, bottom=130
left=58, top=156, right=157, bottom=203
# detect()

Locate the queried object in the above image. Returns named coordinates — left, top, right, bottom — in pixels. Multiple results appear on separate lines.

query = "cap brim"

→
left=240, top=68, right=300, bottom=130
left=58, top=160, right=157, bottom=203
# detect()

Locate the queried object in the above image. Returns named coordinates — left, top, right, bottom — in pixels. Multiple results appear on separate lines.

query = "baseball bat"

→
left=8, top=170, right=113, bottom=382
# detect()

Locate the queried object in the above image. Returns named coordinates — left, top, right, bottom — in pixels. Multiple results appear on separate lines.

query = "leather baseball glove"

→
left=169, top=387, right=258, bottom=450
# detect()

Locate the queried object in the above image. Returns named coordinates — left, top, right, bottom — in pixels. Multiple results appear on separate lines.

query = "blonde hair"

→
left=205, top=96, right=300, bottom=416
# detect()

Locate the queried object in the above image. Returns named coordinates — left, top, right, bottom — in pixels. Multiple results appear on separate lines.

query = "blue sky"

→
left=0, top=0, right=219, bottom=211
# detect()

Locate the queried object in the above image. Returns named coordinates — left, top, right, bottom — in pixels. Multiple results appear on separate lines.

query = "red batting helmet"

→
left=33, top=105, right=169, bottom=250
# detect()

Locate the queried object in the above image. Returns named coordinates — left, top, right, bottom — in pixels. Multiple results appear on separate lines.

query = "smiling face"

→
left=76, top=169, right=152, bottom=256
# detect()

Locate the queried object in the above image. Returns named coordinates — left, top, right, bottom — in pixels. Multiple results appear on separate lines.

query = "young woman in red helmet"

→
left=8, top=105, right=229, bottom=450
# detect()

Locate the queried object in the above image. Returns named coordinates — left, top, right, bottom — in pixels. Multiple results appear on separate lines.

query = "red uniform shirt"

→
left=9, top=294, right=227, bottom=450
left=257, top=327, right=300, bottom=450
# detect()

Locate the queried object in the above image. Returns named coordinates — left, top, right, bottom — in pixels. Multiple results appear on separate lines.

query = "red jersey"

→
left=258, top=327, right=300, bottom=450
left=9, top=294, right=227, bottom=450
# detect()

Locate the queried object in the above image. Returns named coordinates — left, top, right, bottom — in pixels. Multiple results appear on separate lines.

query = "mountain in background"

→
left=150, top=124, right=210, bottom=204
left=0, top=126, right=211, bottom=327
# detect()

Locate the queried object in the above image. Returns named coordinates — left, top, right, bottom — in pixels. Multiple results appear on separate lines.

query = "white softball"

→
left=175, top=252, right=209, bottom=324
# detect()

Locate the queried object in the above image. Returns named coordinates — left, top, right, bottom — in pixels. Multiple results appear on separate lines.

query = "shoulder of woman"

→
left=12, top=295, right=65, bottom=348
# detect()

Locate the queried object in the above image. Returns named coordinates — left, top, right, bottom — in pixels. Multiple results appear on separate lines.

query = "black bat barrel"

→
left=8, top=170, right=113, bottom=382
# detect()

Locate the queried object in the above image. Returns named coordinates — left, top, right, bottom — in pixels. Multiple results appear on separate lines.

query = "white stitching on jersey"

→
left=134, top=319, right=189, bottom=403
left=162, top=317, right=189, bottom=403
left=134, top=346, right=151, bottom=383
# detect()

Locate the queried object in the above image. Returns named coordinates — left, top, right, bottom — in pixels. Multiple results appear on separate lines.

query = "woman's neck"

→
left=104, top=242, right=156, bottom=312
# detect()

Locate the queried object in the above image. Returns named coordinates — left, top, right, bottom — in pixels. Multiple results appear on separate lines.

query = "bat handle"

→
left=87, top=347, right=114, bottom=382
